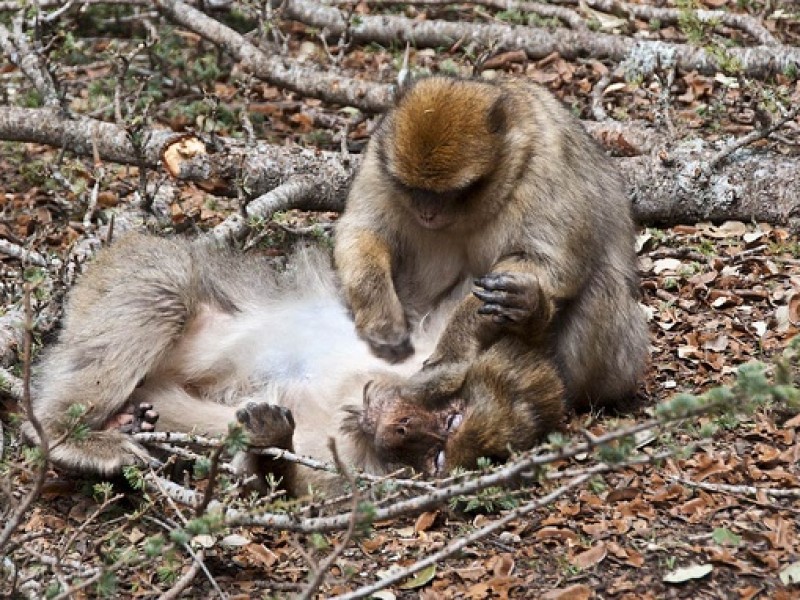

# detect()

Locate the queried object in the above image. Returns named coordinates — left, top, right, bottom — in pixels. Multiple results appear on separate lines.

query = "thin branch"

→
left=154, top=0, right=391, bottom=112
left=0, top=284, right=50, bottom=551
left=0, top=239, right=48, bottom=267
left=0, top=16, right=60, bottom=106
left=672, top=476, right=800, bottom=499
left=332, top=473, right=593, bottom=600
left=195, top=442, right=225, bottom=516
left=299, top=439, right=362, bottom=600
left=705, top=104, right=800, bottom=173
left=577, top=0, right=778, bottom=46
left=157, top=549, right=207, bottom=600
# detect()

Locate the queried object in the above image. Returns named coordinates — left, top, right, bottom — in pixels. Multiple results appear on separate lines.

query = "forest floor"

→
left=2, top=1, right=800, bottom=598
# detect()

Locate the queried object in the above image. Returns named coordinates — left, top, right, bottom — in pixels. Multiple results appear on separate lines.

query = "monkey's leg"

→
left=29, top=235, right=197, bottom=475
left=442, top=338, right=565, bottom=471
left=136, top=384, right=300, bottom=495
left=335, top=230, right=412, bottom=362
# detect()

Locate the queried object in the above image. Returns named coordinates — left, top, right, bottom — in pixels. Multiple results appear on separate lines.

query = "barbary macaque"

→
left=24, top=233, right=564, bottom=496
left=335, top=75, right=649, bottom=411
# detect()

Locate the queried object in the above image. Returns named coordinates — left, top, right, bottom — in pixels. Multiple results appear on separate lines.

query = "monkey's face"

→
left=356, top=378, right=467, bottom=474
left=396, top=185, right=466, bottom=230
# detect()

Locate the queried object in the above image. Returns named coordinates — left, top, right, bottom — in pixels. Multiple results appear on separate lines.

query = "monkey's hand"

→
left=236, top=402, right=295, bottom=450
left=355, top=302, right=414, bottom=363
left=473, top=270, right=552, bottom=327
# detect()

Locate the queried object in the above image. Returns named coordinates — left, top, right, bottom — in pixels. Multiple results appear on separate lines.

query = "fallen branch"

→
left=0, top=240, right=48, bottom=268
left=672, top=476, right=800, bottom=499
left=4, top=104, right=798, bottom=226
left=577, top=0, right=778, bottom=47
left=282, top=0, right=800, bottom=78
left=154, top=0, right=392, bottom=113
left=332, top=472, right=593, bottom=600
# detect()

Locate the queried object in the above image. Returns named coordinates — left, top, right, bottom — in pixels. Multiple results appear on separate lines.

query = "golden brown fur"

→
left=335, top=75, right=649, bottom=411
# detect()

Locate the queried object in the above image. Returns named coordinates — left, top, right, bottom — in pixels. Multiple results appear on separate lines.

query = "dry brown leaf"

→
left=414, top=511, right=439, bottom=533
left=535, top=527, right=580, bottom=543
left=541, top=584, right=593, bottom=600
left=572, top=542, right=607, bottom=569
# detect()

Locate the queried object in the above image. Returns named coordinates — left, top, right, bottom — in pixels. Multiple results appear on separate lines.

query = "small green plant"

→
left=677, top=0, right=718, bottom=45
left=662, top=277, right=679, bottom=291
left=708, top=44, right=744, bottom=76
left=495, top=9, right=526, bottom=25
left=96, top=571, right=118, bottom=597
left=588, top=476, right=607, bottom=493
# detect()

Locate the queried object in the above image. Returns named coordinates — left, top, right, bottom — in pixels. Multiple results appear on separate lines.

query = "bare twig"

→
left=195, top=441, right=226, bottom=516
left=332, top=473, right=594, bottom=599
left=576, top=0, right=778, bottom=46
left=0, top=284, right=50, bottom=551
left=672, top=476, right=800, bottom=499
left=157, top=549, right=207, bottom=600
left=299, top=439, right=362, bottom=600
left=0, top=239, right=48, bottom=267
left=0, top=16, right=60, bottom=106
left=705, top=104, right=800, bottom=173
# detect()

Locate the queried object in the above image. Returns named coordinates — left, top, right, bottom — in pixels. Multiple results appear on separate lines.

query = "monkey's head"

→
left=378, top=77, right=509, bottom=231
left=342, top=376, right=467, bottom=474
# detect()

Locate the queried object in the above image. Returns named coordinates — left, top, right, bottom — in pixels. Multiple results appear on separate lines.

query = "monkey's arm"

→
left=334, top=224, right=412, bottom=362
left=422, top=254, right=553, bottom=371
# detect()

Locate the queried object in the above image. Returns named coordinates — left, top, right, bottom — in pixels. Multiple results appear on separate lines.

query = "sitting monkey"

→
left=25, top=233, right=564, bottom=496
left=335, top=76, right=649, bottom=413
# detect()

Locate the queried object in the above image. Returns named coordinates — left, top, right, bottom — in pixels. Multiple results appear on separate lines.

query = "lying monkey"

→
left=25, top=233, right=564, bottom=496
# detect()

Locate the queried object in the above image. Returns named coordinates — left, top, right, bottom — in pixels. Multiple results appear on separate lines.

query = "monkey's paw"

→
left=361, top=325, right=414, bottom=363
left=236, top=402, right=295, bottom=449
left=116, top=402, right=159, bottom=434
left=473, top=271, right=545, bottom=325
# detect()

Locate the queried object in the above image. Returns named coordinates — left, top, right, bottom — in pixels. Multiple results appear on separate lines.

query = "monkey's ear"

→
left=487, top=95, right=509, bottom=134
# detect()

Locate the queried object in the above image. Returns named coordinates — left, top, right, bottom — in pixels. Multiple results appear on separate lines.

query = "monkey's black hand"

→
left=474, top=271, right=543, bottom=325
left=118, top=402, right=159, bottom=434
left=236, top=402, right=295, bottom=449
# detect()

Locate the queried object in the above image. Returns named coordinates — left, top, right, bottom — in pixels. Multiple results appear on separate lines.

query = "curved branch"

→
left=282, top=0, right=799, bottom=79
left=154, top=0, right=391, bottom=112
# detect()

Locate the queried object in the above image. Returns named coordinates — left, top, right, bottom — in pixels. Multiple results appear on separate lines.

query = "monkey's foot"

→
left=474, top=271, right=544, bottom=325
left=236, top=402, right=295, bottom=449
left=106, top=402, right=159, bottom=434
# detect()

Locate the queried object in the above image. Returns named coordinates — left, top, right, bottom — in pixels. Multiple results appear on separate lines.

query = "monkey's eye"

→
left=435, top=450, right=446, bottom=473
left=446, top=413, right=463, bottom=433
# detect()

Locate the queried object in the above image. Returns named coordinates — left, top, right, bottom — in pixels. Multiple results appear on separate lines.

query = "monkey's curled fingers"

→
left=236, top=402, right=296, bottom=449
left=110, top=403, right=159, bottom=434
left=474, top=271, right=543, bottom=325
